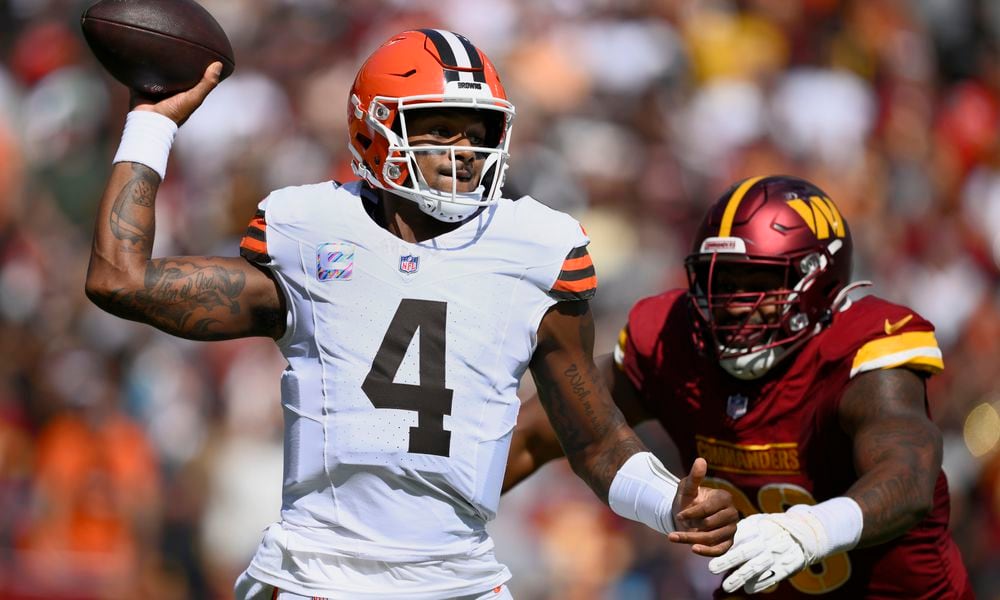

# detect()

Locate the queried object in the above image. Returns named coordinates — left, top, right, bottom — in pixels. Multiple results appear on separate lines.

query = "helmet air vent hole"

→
left=354, top=133, right=372, bottom=150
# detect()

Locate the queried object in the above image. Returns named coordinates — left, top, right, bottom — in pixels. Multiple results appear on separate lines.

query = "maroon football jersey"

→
left=617, top=290, right=972, bottom=599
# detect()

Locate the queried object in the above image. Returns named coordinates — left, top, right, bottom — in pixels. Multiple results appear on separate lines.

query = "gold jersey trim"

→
left=850, top=331, right=944, bottom=378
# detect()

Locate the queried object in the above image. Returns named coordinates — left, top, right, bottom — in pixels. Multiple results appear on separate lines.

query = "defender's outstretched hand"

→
left=131, top=61, right=223, bottom=125
left=708, top=501, right=853, bottom=594
left=667, top=458, right=739, bottom=557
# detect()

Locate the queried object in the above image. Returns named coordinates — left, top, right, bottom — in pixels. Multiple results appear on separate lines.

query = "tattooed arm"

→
left=85, top=64, right=284, bottom=341
left=527, top=303, right=738, bottom=553
left=838, top=368, right=942, bottom=547
left=505, top=352, right=649, bottom=492
left=528, top=301, right=646, bottom=501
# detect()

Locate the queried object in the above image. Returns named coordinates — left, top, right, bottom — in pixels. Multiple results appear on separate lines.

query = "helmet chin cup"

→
left=414, top=185, right=488, bottom=222
left=717, top=321, right=816, bottom=379
left=719, top=346, right=785, bottom=380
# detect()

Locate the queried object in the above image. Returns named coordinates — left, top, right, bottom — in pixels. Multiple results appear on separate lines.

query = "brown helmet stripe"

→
left=419, top=28, right=461, bottom=83
left=419, top=28, right=488, bottom=84
left=454, top=32, right=487, bottom=82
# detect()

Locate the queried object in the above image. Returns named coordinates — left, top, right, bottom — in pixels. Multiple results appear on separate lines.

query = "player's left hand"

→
left=667, top=457, right=739, bottom=557
left=708, top=508, right=824, bottom=593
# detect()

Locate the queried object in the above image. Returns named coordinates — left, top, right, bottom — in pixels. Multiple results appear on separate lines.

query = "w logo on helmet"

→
left=786, top=195, right=845, bottom=240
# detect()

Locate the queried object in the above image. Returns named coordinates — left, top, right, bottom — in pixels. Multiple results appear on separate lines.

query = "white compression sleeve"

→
left=608, top=451, right=680, bottom=534
left=787, top=496, right=864, bottom=559
left=112, top=110, right=178, bottom=180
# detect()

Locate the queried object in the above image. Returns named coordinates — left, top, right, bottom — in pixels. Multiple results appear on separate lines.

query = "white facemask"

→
left=350, top=93, right=515, bottom=224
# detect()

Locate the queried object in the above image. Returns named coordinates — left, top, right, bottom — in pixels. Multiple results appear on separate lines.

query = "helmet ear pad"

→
left=685, top=175, right=853, bottom=377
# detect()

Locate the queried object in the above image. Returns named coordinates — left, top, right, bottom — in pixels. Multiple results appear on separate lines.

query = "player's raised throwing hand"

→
left=131, top=61, right=223, bottom=126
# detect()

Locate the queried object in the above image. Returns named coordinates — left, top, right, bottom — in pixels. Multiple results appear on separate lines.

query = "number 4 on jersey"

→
left=362, top=299, right=453, bottom=456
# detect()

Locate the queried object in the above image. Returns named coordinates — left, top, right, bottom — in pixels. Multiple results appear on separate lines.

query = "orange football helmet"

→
left=348, top=29, right=515, bottom=222
left=685, top=175, right=866, bottom=379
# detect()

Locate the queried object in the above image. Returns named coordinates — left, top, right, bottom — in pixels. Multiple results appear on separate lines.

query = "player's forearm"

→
left=846, top=418, right=941, bottom=547
left=532, top=360, right=645, bottom=501
left=530, top=356, right=682, bottom=536
left=87, top=104, right=182, bottom=303
left=566, top=426, right=646, bottom=502
left=846, top=417, right=942, bottom=546
left=86, top=161, right=161, bottom=302
left=837, top=368, right=942, bottom=548
left=86, top=160, right=262, bottom=340
left=529, top=301, right=660, bottom=504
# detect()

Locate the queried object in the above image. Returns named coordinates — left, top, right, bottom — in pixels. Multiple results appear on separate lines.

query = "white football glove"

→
left=708, top=499, right=862, bottom=594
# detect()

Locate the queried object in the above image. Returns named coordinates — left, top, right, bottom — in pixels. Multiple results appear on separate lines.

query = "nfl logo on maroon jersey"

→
left=399, top=254, right=420, bottom=274
left=727, top=394, right=749, bottom=419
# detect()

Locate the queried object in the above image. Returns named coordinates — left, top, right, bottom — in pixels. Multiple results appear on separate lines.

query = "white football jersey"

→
left=238, top=181, right=595, bottom=598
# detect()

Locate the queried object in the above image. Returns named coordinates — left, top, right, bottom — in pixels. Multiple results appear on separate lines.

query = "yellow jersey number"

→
left=704, top=477, right=851, bottom=594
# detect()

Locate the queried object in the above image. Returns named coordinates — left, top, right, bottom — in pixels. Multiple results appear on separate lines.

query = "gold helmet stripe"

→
left=718, top=176, right=767, bottom=237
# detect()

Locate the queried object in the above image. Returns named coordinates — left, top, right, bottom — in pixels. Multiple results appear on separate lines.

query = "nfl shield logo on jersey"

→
left=399, top=254, right=420, bottom=274
left=727, top=394, right=749, bottom=419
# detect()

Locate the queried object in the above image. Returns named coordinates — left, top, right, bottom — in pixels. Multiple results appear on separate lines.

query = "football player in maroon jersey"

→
left=504, top=175, right=973, bottom=598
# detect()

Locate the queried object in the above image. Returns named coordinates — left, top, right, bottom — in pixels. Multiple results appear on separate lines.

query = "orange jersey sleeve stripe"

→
left=240, top=210, right=270, bottom=263
left=240, top=236, right=267, bottom=255
left=549, top=245, right=597, bottom=300
left=561, top=254, right=593, bottom=272
left=552, top=275, right=598, bottom=293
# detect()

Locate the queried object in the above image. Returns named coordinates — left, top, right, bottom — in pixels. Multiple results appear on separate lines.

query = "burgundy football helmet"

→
left=685, top=175, right=857, bottom=379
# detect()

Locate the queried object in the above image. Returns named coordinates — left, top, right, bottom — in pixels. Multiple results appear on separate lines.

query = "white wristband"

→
left=608, top=451, right=679, bottom=534
left=112, top=110, right=178, bottom=180
left=788, top=496, right=864, bottom=557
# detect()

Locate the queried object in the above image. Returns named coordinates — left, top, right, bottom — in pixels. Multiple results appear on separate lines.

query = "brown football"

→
left=81, top=0, right=235, bottom=97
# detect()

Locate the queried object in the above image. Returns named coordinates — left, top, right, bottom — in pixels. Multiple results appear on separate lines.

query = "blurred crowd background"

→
left=1, top=0, right=999, bottom=598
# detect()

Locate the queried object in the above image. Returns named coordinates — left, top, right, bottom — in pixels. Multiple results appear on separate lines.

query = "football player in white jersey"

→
left=85, top=29, right=737, bottom=600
